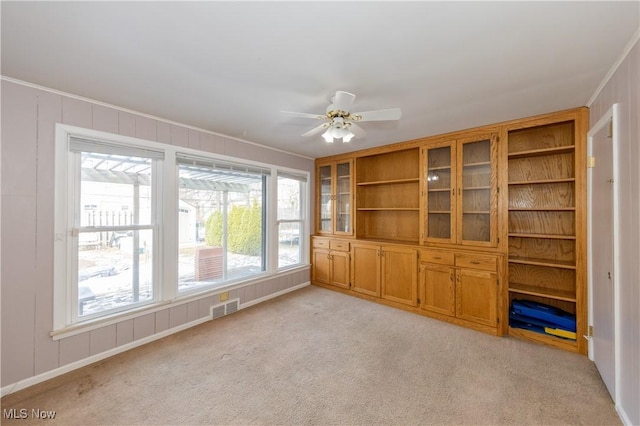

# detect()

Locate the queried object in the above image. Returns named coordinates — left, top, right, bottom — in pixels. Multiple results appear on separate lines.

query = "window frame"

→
left=70, top=150, right=161, bottom=322
left=175, top=154, right=271, bottom=295
left=53, top=124, right=310, bottom=335
left=276, top=171, right=307, bottom=270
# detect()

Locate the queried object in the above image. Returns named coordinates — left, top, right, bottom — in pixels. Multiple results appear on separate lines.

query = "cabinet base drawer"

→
left=329, top=240, right=350, bottom=251
left=455, top=253, right=497, bottom=271
left=420, top=249, right=454, bottom=265
left=312, top=238, right=330, bottom=249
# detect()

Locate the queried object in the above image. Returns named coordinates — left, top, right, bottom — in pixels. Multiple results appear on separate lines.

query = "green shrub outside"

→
left=204, top=201, right=262, bottom=255
left=205, top=211, right=223, bottom=247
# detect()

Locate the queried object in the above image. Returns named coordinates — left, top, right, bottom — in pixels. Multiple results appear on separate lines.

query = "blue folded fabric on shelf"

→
left=510, top=299, right=576, bottom=332
left=509, top=317, right=546, bottom=334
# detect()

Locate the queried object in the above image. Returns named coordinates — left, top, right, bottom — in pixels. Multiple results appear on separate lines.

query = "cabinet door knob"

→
left=434, top=256, right=442, bottom=260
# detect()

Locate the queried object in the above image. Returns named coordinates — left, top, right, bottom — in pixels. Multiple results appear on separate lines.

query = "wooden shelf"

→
left=427, top=165, right=451, bottom=171
left=508, top=256, right=576, bottom=270
left=428, top=211, right=451, bottom=214
left=508, top=327, right=578, bottom=352
left=463, top=161, right=491, bottom=167
left=508, top=207, right=575, bottom=211
left=463, top=186, right=491, bottom=191
left=508, top=282, right=576, bottom=302
left=508, top=233, right=576, bottom=240
left=463, top=211, right=490, bottom=214
left=428, top=188, right=452, bottom=192
left=357, top=207, right=419, bottom=211
left=506, top=116, right=586, bottom=354
left=509, top=178, right=575, bottom=185
left=357, top=178, right=419, bottom=186
left=357, top=236, right=420, bottom=245
left=507, top=145, right=575, bottom=159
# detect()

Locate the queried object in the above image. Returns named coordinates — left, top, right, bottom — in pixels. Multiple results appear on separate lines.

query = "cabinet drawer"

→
left=420, top=250, right=454, bottom=265
left=455, top=253, right=497, bottom=271
left=329, top=240, right=350, bottom=251
left=312, top=238, right=330, bottom=249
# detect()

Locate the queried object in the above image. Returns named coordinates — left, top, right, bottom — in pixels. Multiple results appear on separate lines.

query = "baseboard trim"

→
left=1, top=282, right=309, bottom=398
left=617, top=403, right=632, bottom=426
left=240, top=281, right=310, bottom=310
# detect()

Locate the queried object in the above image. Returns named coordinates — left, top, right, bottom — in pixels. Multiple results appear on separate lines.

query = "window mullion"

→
left=268, top=170, right=279, bottom=273
left=70, top=151, right=81, bottom=324
left=161, top=149, right=177, bottom=302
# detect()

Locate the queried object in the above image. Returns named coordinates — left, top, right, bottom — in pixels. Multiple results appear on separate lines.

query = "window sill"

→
left=51, top=265, right=310, bottom=341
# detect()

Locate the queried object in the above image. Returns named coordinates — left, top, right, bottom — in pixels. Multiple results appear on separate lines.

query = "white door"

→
left=589, top=117, right=616, bottom=399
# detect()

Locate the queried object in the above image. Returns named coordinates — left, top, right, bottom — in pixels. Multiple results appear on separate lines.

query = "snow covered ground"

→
left=78, top=243, right=300, bottom=317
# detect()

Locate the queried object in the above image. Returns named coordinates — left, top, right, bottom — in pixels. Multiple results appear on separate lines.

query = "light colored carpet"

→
left=1, top=285, right=620, bottom=425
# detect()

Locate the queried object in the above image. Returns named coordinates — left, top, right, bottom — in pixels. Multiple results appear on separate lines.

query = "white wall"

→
left=588, top=34, right=640, bottom=426
left=0, top=79, right=313, bottom=392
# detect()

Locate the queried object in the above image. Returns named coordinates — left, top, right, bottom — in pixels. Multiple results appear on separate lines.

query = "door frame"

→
left=587, top=103, right=621, bottom=404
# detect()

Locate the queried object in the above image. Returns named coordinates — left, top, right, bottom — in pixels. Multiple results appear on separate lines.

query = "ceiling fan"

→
left=281, top=91, right=401, bottom=143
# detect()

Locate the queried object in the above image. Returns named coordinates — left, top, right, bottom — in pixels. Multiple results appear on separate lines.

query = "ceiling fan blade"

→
left=301, top=123, right=329, bottom=137
left=349, top=122, right=367, bottom=138
left=332, top=91, right=356, bottom=113
left=352, top=108, right=402, bottom=122
left=281, top=111, right=326, bottom=119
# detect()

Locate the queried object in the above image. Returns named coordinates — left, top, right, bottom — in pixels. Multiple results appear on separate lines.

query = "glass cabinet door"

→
left=424, top=144, right=455, bottom=242
left=318, top=164, right=333, bottom=233
left=317, top=160, right=353, bottom=235
left=458, top=137, right=495, bottom=245
left=335, top=161, right=352, bottom=234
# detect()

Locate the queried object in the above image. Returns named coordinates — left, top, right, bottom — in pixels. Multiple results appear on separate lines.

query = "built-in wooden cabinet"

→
left=422, top=134, right=498, bottom=247
left=350, top=242, right=381, bottom=297
left=419, top=249, right=499, bottom=331
left=381, top=245, right=419, bottom=306
left=351, top=241, right=418, bottom=306
left=316, top=159, right=353, bottom=236
left=355, top=148, right=420, bottom=243
left=504, top=109, right=587, bottom=354
left=311, top=107, right=587, bottom=353
left=419, top=251, right=456, bottom=316
left=311, top=237, right=350, bottom=289
left=455, top=259, right=498, bottom=327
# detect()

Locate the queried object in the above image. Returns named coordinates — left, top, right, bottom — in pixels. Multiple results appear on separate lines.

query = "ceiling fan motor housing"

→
left=332, top=116, right=346, bottom=128
left=326, top=106, right=350, bottom=120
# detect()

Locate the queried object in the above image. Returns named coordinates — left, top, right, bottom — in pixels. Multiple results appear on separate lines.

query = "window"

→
left=176, top=155, right=269, bottom=293
left=277, top=172, right=306, bottom=268
left=63, top=137, right=162, bottom=323
left=54, top=125, right=309, bottom=332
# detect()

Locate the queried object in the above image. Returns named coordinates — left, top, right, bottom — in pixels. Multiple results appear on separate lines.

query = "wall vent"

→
left=210, top=299, right=240, bottom=319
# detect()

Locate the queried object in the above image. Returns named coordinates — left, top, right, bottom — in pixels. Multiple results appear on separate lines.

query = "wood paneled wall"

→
left=0, top=79, right=313, bottom=390
left=588, top=35, right=640, bottom=426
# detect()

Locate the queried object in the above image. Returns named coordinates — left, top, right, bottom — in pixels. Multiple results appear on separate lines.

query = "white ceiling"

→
left=2, top=1, right=638, bottom=159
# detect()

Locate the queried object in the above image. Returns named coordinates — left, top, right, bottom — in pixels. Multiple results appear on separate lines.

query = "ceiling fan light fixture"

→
left=342, top=132, right=354, bottom=143
left=322, top=129, right=334, bottom=143
left=322, top=122, right=355, bottom=143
